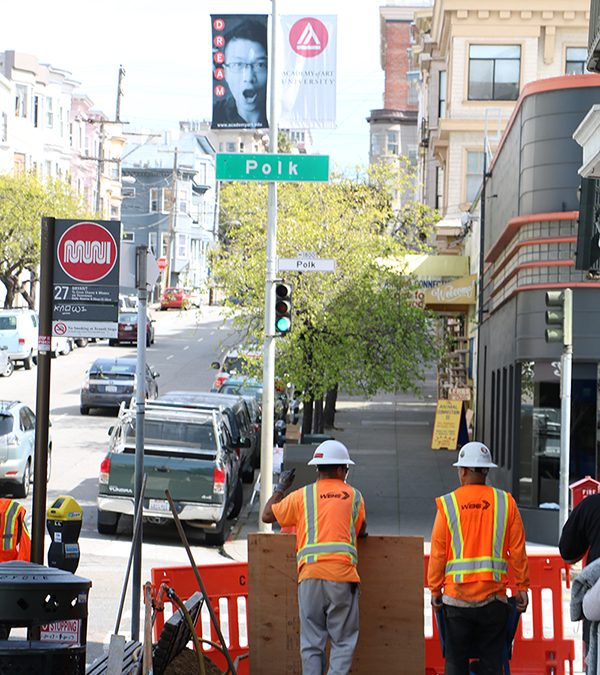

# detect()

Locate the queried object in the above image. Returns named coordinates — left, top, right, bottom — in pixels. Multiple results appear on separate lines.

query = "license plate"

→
left=148, top=499, right=170, bottom=512
left=105, top=385, right=117, bottom=393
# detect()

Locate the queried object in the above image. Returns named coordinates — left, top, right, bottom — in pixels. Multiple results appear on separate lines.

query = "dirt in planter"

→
left=163, top=647, right=223, bottom=675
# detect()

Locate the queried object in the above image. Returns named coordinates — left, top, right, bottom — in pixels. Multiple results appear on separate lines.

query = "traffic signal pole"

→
left=559, top=289, right=573, bottom=535
left=258, top=0, right=279, bottom=532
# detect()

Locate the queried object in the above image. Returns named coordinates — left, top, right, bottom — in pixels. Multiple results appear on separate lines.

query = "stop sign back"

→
left=57, top=221, right=118, bottom=283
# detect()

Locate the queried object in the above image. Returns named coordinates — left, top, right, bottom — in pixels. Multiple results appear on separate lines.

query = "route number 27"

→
left=54, top=286, right=70, bottom=300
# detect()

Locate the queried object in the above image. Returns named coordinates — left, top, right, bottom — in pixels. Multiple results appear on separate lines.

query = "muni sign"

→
left=216, top=153, right=329, bottom=183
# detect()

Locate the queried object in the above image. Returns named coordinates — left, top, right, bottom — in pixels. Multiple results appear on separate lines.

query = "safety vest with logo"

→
left=437, top=487, right=509, bottom=584
left=296, top=483, right=363, bottom=569
left=0, top=499, right=30, bottom=562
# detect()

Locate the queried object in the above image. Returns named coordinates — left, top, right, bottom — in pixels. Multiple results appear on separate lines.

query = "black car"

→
left=80, top=357, right=160, bottom=414
left=158, top=391, right=258, bottom=483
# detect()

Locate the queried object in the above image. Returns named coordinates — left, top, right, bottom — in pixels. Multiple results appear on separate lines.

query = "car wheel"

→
left=108, top=339, right=116, bottom=347
left=75, top=338, right=88, bottom=348
left=241, top=464, right=255, bottom=484
left=146, top=333, right=151, bottom=348
left=160, top=307, right=167, bottom=311
left=204, top=520, right=227, bottom=546
left=14, top=461, right=30, bottom=499
left=80, top=406, right=90, bottom=415
left=227, top=478, right=244, bottom=520
left=2, top=359, right=14, bottom=378
left=61, top=341, right=72, bottom=356
left=23, top=352, right=33, bottom=370
left=97, top=510, right=119, bottom=535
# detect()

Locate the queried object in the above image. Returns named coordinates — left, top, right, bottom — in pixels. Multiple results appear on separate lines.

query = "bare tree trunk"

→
left=302, top=398, right=314, bottom=438
left=314, top=399, right=324, bottom=434
left=324, top=385, right=338, bottom=429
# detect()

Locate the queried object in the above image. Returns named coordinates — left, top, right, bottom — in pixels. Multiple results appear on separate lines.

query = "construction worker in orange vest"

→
left=262, top=440, right=367, bottom=675
left=0, top=498, right=30, bottom=562
left=428, top=442, right=530, bottom=675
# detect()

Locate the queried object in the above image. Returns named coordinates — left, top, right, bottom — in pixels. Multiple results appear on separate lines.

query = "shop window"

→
left=466, top=151, right=485, bottom=203
left=501, top=367, right=508, bottom=467
left=468, top=45, right=520, bottom=101
left=565, top=47, right=587, bottom=75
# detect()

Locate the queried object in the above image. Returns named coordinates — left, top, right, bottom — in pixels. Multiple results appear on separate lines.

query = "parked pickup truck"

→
left=97, top=400, right=243, bottom=545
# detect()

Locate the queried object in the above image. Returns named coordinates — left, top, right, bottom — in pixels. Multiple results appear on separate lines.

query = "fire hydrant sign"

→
left=52, top=219, right=120, bottom=339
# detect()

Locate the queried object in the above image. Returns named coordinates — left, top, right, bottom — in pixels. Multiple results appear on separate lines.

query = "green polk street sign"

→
left=216, top=153, right=329, bottom=182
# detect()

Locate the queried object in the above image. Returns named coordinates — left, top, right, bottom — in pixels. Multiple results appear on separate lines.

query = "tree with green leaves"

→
left=0, top=172, right=92, bottom=307
left=211, top=162, right=440, bottom=431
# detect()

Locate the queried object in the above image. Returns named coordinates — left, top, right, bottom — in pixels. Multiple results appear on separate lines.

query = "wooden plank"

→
left=248, top=534, right=424, bottom=674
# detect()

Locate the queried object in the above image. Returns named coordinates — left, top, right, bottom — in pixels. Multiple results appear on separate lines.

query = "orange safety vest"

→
left=437, top=486, right=509, bottom=585
left=296, top=483, right=363, bottom=569
left=0, top=499, right=30, bottom=562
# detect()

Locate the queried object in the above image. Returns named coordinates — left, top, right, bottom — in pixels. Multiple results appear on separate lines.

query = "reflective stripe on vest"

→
left=441, top=488, right=509, bottom=583
left=296, top=484, right=361, bottom=566
left=2, top=501, right=20, bottom=551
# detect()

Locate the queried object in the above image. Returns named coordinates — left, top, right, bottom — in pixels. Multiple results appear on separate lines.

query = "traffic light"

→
left=545, top=289, right=572, bottom=345
left=274, top=283, right=292, bottom=336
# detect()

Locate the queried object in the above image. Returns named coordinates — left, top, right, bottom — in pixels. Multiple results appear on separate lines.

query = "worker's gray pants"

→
left=298, top=578, right=360, bottom=675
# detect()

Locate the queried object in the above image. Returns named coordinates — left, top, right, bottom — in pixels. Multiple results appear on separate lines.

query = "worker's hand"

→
left=515, top=590, right=529, bottom=613
left=275, top=469, right=295, bottom=494
left=431, top=594, right=443, bottom=610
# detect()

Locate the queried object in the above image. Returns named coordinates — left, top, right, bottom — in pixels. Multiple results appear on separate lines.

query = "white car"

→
left=0, top=309, right=38, bottom=369
left=0, top=347, right=13, bottom=378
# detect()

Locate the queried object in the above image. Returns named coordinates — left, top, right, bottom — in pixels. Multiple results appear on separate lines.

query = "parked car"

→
left=210, top=347, right=261, bottom=391
left=51, top=336, right=73, bottom=357
left=0, top=400, right=52, bottom=497
left=160, top=287, right=191, bottom=310
left=109, top=312, right=155, bottom=347
left=97, top=400, right=242, bottom=545
left=218, top=375, right=290, bottom=421
left=0, top=347, right=13, bottom=378
left=0, top=308, right=38, bottom=370
left=158, top=391, right=259, bottom=482
left=80, top=357, right=160, bottom=415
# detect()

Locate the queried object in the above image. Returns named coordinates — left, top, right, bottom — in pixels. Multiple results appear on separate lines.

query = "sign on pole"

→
left=52, top=220, right=120, bottom=339
left=277, top=257, right=336, bottom=272
left=216, top=153, right=329, bottom=182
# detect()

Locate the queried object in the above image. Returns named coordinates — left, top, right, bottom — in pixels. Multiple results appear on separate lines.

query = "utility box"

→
left=570, top=475, right=600, bottom=509
left=47, top=496, right=83, bottom=574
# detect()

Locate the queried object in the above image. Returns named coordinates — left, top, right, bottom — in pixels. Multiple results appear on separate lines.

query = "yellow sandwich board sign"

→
left=432, top=400, right=469, bottom=450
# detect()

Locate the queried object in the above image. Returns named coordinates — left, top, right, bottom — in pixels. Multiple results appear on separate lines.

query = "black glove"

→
left=275, top=468, right=295, bottom=493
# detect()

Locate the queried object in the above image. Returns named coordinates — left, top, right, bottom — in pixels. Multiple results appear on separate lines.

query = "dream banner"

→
left=280, top=15, right=337, bottom=128
left=211, top=14, right=269, bottom=130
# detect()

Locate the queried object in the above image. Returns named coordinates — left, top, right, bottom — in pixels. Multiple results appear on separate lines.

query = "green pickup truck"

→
left=97, top=401, right=244, bottom=545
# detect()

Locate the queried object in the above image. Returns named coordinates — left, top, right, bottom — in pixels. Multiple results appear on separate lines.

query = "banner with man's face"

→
left=280, top=15, right=337, bottom=129
left=211, top=14, right=269, bottom=130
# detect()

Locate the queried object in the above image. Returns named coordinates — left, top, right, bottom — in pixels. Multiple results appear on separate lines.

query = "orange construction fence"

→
left=151, top=553, right=575, bottom=675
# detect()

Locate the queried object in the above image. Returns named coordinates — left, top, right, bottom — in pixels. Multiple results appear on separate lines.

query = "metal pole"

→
left=164, top=149, right=178, bottom=290
left=475, top=150, right=487, bottom=440
left=31, top=216, right=54, bottom=564
left=132, top=245, right=148, bottom=641
left=559, top=288, right=573, bottom=534
left=259, top=0, right=279, bottom=531
left=96, top=122, right=104, bottom=215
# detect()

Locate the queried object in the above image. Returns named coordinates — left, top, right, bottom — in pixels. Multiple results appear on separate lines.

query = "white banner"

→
left=280, top=15, right=337, bottom=129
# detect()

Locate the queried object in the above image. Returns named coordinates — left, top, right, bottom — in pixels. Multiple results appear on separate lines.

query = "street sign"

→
left=52, top=219, right=120, bottom=339
left=216, top=153, right=329, bottom=182
left=157, top=256, right=168, bottom=271
left=278, top=258, right=336, bottom=272
left=120, top=242, right=161, bottom=289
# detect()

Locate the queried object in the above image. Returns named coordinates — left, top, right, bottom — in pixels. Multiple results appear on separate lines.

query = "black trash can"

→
left=0, top=561, right=91, bottom=675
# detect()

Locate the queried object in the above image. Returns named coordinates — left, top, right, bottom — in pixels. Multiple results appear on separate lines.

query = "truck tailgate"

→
left=108, top=451, right=218, bottom=503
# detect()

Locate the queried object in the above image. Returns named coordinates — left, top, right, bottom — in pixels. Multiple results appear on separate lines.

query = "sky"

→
left=2, top=0, right=398, bottom=172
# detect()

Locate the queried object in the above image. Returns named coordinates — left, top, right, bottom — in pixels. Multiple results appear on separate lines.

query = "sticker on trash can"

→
left=40, top=619, right=80, bottom=643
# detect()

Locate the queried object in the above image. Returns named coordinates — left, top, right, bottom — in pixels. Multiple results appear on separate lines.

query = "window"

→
left=149, top=187, right=160, bottom=212
left=465, top=151, right=485, bottom=203
left=163, top=187, right=174, bottom=213
left=45, top=160, right=52, bottom=177
left=1, top=112, right=6, bottom=143
left=435, top=166, right=444, bottom=210
left=468, top=45, right=520, bottom=100
left=33, top=95, right=39, bottom=127
left=566, top=47, right=587, bottom=75
left=226, top=141, right=236, bottom=152
left=371, top=133, right=385, bottom=157
left=122, top=186, right=136, bottom=198
left=46, top=96, right=53, bottom=128
left=438, top=71, right=447, bottom=118
left=387, top=131, right=399, bottom=155
left=408, top=145, right=417, bottom=165
left=177, top=233, right=187, bottom=258
left=15, top=84, right=27, bottom=118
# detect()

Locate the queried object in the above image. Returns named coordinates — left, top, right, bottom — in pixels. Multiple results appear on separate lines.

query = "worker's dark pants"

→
left=443, top=600, right=509, bottom=675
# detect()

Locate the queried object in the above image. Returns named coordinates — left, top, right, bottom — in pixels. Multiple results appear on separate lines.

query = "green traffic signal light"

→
left=274, top=283, right=292, bottom=336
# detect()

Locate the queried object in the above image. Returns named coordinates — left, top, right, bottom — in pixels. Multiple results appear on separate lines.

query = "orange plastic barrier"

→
left=151, top=554, right=575, bottom=675
left=424, top=553, right=575, bottom=675
left=151, top=561, right=249, bottom=675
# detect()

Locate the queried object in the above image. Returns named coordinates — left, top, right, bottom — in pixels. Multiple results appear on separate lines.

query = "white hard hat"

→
left=453, top=441, right=497, bottom=468
left=308, top=440, right=355, bottom=466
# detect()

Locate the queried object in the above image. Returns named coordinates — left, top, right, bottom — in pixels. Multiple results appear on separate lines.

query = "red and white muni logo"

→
left=289, top=17, right=329, bottom=57
left=57, top=221, right=117, bottom=283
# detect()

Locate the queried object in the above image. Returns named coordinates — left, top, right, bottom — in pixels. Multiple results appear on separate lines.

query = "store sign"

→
left=424, top=275, right=477, bottom=306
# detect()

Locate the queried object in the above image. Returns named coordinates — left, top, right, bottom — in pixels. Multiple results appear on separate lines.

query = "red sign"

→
left=56, top=222, right=118, bottom=283
left=289, top=17, right=329, bottom=57
left=157, top=256, right=168, bottom=271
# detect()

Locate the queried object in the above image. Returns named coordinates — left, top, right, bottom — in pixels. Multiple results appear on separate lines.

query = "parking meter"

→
left=47, top=496, right=83, bottom=573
